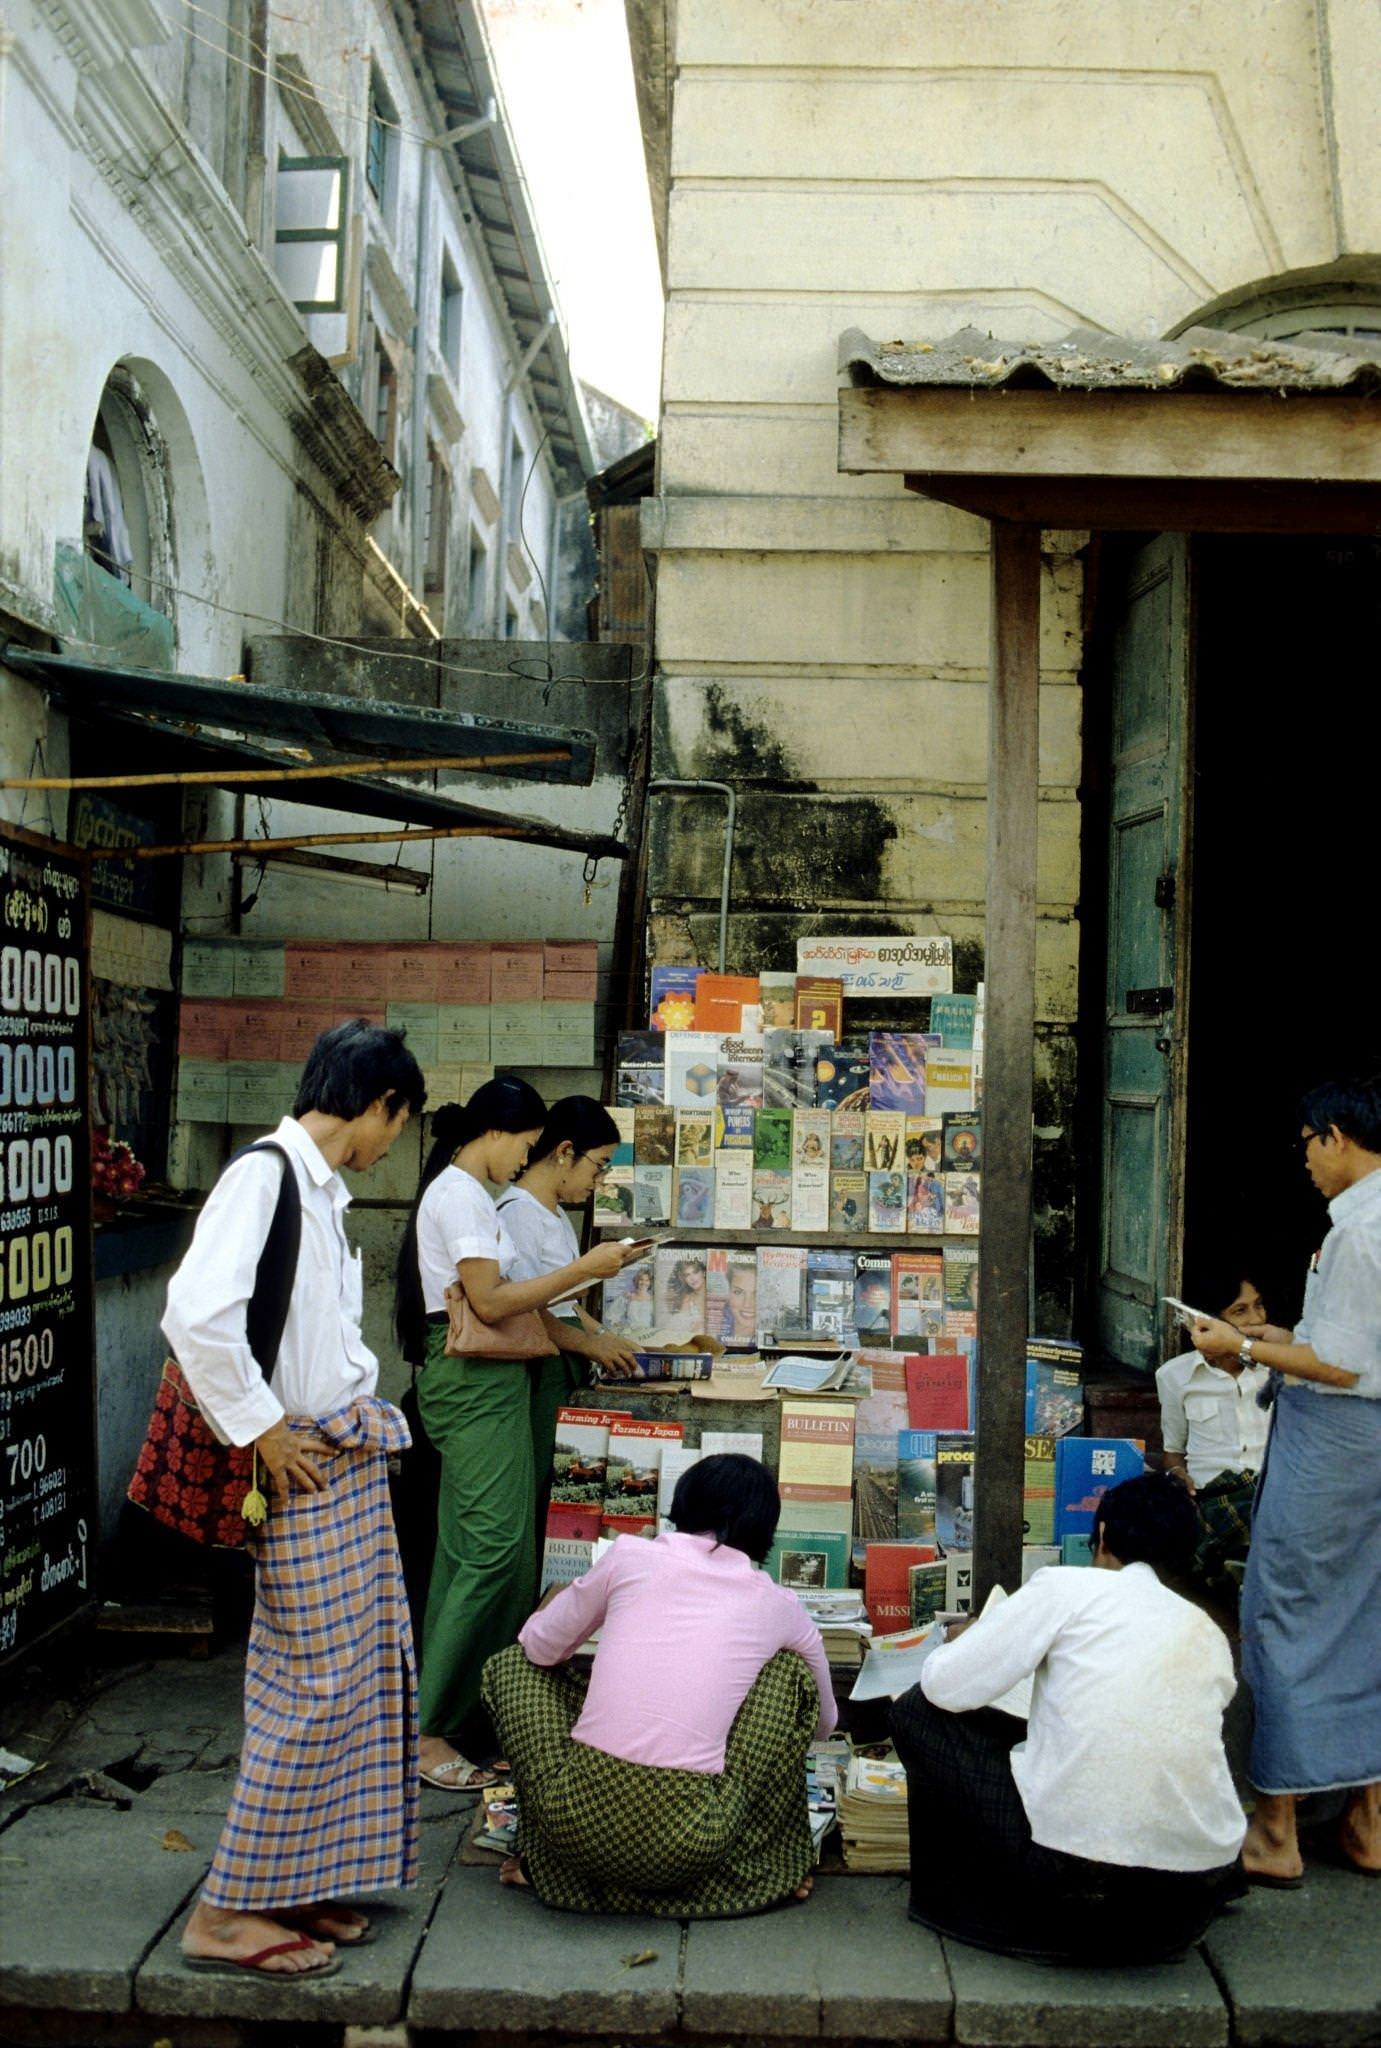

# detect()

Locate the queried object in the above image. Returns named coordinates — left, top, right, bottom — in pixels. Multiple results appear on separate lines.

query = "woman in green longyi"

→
left=394, top=1078, right=641, bottom=1796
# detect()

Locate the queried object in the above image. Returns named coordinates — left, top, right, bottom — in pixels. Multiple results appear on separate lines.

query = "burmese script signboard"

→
left=0, top=827, right=94, bottom=1663
left=796, top=934, right=953, bottom=997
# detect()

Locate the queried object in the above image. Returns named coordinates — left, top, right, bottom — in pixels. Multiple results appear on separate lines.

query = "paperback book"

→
left=907, top=1173, right=946, bottom=1235
left=793, top=976, right=845, bottom=1036
left=674, top=1109, right=714, bottom=1166
left=814, top=1044, right=871, bottom=1111
left=929, top=992, right=977, bottom=1048
left=653, top=1247, right=709, bottom=1335
left=602, top=1420, right=686, bottom=1535
left=907, top=1559, right=950, bottom=1627
left=693, top=974, right=760, bottom=1034
left=777, top=1400, right=856, bottom=1544
left=868, top=1171, right=907, bottom=1234
left=753, top=1106, right=793, bottom=1172
left=1053, top=1437, right=1145, bottom=1539
left=550, top=1409, right=634, bottom=1521
left=853, top=1253, right=893, bottom=1338
left=712, top=1150, right=753, bottom=1231
left=829, top=1172, right=868, bottom=1232
left=868, top=1032, right=929, bottom=1113
left=889, top=1244, right=944, bottom=1336
left=674, top=1167, right=715, bottom=1228
left=944, top=1244, right=980, bottom=1324
left=792, top=1163, right=830, bottom=1233
left=806, top=1248, right=856, bottom=1339
left=708, top=1245, right=758, bottom=1346
left=717, top=1032, right=765, bottom=1108
left=944, top=1172, right=981, bottom=1235
left=905, top=1115, right=943, bottom=1172
left=751, top=1170, right=793, bottom=1230
left=756, top=1244, right=808, bottom=1338
left=830, top=1109, right=865, bottom=1171
left=935, top=1434, right=977, bottom=1552
left=601, top=1262, right=657, bottom=1335
left=864, top=1109, right=905, bottom=1173
left=1025, top=1341, right=1084, bottom=1437
left=615, top=1031, right=665, bottom=1106
left=793, top=1108, right=831, bottom=1168
left=763, top=1028, right=831, bottom=1109
left=863, top=1541, right=939, bottom=1631
left=716, top=1102, right=757, bottom=1149
left=942, top=1110, right=982, bottom=1171
left=632, top=1165, right=673, bottom=1226
left=758, top=972, right=797, bottom=1029
left=926, top=1051, right=976, bottom=1116
left=1023, top=1433, right=1056, bottom=1546
left=649, top=966, right=702, bottom=1033
left=634, top=1104, right=676, bottom=1165
left=767, top=1529, right=851, bottom=1592
left=595, top=1168, right=635, bottom=1226
left=665, top=1032, right=725, bottom=1110
left=897, top=1430, right=938, bottom=1542
left=905, top=1352, right=971, bottom=1431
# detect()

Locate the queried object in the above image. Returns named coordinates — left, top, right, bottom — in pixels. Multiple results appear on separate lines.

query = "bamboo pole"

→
left=1, top=749, right=569, bottom=792
left=86, top=822, right=626, bottom=861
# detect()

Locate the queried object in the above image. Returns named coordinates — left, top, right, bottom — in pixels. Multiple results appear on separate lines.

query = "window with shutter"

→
left=273, top=155, right=349, bottom=313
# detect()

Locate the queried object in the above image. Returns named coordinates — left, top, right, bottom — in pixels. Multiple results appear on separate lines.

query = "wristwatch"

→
left=1238, top=1337, right=1255, bottom=1368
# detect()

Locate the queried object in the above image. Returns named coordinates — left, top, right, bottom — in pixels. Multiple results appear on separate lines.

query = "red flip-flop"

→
left=183, top=1935, right=342, bottom=1978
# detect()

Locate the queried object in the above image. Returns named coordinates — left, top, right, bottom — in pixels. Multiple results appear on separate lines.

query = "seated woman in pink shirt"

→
left=481, top=1454, right=836, bottom=1917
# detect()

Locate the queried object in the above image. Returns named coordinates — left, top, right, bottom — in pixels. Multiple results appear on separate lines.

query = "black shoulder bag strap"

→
left=228, top=1140, right=303, bottom=1377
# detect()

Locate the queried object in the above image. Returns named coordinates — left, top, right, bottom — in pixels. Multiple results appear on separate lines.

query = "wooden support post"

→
left=974, top=520, right=1040, bottom=1606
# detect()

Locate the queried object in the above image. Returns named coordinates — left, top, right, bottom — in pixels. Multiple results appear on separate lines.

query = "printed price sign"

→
left=0, top=827, right=94, bottom=1664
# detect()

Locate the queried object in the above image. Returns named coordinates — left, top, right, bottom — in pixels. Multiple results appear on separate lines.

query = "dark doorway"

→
left=1182, top=536, right=1381, bottom=1325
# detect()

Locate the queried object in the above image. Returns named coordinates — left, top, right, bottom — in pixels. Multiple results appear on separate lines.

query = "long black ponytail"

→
left=393, top=1075, right=547, bottom=1366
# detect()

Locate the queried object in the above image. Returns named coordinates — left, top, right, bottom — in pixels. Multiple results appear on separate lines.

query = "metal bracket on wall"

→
left=645, top=778, right=736, bottom=973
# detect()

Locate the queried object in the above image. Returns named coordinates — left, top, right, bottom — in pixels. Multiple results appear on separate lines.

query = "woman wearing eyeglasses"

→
left=497, top=1097, right=646, bottom=1560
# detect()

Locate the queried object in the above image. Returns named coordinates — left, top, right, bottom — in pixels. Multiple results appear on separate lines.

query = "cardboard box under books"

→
left=178, top=1003, right=231, bottom=1061
left=436, top=1005, right=492, bottom=1062
left=490, top=943, right=545, bottom=1002
left=283, top=944, right=339, bottom=1002
left=542, top=970, right=599, bottom=1002
left=434, top=944, right=493, bottom=1006
left=385, top=948, right=440, bottom=1003
left=231, top=943, right=286, bottom=999
left=176, top=1058, right=230, bottom=1123
left=181, top=940, right=236, bottom=999
left=224, top=1003, right=284, bottom=1061
left=544, top=940, right=598, bottom=975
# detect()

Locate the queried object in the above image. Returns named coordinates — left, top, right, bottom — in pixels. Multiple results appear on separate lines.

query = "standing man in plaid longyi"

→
left=163, top=1022, right=426, bottom=1979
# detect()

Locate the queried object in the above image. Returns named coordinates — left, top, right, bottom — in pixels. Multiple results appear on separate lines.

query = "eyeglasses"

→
left=576, top=1153, right=612, bottom=1178
left=1296, top=1130, right=1323, bottom=1155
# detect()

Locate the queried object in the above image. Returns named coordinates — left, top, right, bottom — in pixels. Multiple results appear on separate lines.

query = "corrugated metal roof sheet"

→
left=839, top=324, right=1381, bottom=395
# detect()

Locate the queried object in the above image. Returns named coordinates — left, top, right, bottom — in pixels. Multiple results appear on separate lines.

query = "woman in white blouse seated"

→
left=394, top=1080, right=642, bottom=1795
left=891, top=1473, right=1246, bottom=1963
left=497, top=1097, right=646, bottom=1543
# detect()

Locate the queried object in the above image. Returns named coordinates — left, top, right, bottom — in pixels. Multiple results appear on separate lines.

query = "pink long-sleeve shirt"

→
left=518, top=1531, right=837, bottom=1774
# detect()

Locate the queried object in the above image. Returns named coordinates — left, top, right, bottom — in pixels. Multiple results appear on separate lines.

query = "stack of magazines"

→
left=796, top=1587, right=872, bottom=1669
left=472, top=1780, right=519, bottom=1856
left=838, top=1753, right=909, bottom=1872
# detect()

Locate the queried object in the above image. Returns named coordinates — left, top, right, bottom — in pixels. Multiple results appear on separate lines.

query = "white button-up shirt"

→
left=162, top=1117, right=377, bottom=1447
left=416, top=1165, right=516, bottom=1313
left=1296, top=1165, right=1381, bottom=1399
left=1156, top=1349, right=1271, bottom=1489
left=496, top=1185, right=583, bottom=1322
left=921, top=1563, right=1245, bottom=1872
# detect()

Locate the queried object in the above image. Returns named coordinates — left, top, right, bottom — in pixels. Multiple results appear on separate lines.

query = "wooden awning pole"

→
left=974, top=520, right=1040, bottom=1605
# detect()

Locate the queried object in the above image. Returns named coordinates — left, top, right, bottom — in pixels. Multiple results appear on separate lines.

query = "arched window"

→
left=82, top=368, right=175, bottom=618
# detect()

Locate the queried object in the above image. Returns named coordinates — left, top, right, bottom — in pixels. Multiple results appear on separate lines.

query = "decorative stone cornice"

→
left=287, top=345, right=401, bottom=523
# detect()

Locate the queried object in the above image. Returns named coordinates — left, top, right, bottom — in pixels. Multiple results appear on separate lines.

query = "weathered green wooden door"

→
left=1098, top=536, right=1191, bottom=1371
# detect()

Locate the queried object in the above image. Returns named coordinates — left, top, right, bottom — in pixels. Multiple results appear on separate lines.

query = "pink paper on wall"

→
left=434, top=944, right=493, bottom=1004
left=284, top=944, right=338, bottom=1001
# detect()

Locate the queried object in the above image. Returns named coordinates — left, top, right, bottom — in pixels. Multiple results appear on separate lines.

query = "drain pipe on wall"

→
left=646, top=779, right=736, bottom=973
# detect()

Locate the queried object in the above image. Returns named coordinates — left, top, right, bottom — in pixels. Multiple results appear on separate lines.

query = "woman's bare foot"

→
left=419, top=1735, right=498, bottom=1791
left=499, top=1854, right=531, bottom=1889
left=181, top=1901, right=335, bottom=1973
left=278, top=1901, right=371, bottom=1944
left=1339, top=1784, right=1381, bottom=1872
left=1242, top=1792, right=1304, bottom=1883
left=791, top=1874, right=814, bottom=1903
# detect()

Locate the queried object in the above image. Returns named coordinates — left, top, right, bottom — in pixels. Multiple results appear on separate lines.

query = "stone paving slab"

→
left=814, top=1876, right=952, bottom=2041
left=1202, top=1868, right=1381, bottom=2046
left=681, top=1903, right=823, bottom=2035
left=0, top=1800, right=211, bottom=2012
left=409, top=1861, right=680, bottom=2034
left=135, top=1808, right=467, bottom=2028
left=944, top=1939, right=1228, bottom=2047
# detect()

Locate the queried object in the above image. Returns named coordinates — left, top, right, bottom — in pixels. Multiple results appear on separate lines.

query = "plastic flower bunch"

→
left=92, top=1133, right=147, bottom=1199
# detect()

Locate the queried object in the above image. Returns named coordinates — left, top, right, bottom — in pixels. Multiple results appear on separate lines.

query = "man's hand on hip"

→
left=254, top=1418, right=326, bottom=1498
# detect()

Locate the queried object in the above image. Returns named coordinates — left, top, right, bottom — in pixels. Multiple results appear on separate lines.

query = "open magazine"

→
left=850, top=1583, right=1033, bottom=1719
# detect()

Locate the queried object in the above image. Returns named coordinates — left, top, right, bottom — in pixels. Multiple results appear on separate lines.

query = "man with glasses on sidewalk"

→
left=1192, top=1077, right=1381, bottom=1887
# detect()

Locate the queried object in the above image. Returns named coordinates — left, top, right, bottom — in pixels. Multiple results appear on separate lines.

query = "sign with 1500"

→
left=0, top=826, right=94, bottom=1664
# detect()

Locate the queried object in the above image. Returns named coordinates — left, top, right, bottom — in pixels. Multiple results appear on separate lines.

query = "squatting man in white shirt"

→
left=889, top=1472, right=1246, bottom=1963
left=164, top=1021, right=426, bottom=1981
left=1157, top=1263, right=1272, bottom=1588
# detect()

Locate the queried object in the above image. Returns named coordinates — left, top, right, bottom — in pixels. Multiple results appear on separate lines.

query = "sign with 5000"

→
left=0, top=827, right=94, bottom=1664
